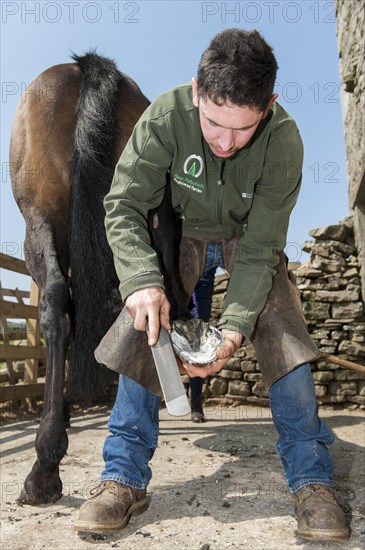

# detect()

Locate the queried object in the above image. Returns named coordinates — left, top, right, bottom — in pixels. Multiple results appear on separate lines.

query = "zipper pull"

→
left=218, top=160, right=225, bottom=186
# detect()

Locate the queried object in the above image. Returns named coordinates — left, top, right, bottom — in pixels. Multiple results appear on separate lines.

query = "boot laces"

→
left=89, top=481, right=120, bottom=497
left=300, top=485, right=341, bottom=506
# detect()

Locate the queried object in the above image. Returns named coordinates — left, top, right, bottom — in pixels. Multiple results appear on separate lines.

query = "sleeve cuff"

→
left=119, top=271, right=165, bottom=302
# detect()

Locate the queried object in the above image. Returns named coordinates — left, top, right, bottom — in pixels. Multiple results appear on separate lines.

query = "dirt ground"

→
left=1, top=404, right=364, bottom=550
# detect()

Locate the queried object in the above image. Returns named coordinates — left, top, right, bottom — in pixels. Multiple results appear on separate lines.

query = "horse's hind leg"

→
left=19, top=212, right=71, bottom=505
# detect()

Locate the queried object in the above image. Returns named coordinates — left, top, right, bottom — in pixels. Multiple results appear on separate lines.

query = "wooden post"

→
left=11, top=282, right=41, bottom=410
left=23, top=281, right=41, bottom=384
left=0, top=283, right=17, bottom=385
left=0, top=254, right=47, bottom=406
left=25, top=281, right=41, bottom=411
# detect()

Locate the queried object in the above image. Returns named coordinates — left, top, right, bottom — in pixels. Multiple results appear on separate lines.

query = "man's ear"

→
left=191, top=77, right=199, bottom=107
left=262, top=93, right=278, bottom=118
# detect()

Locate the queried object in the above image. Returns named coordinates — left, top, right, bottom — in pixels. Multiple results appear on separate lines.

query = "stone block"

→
left=234, top=348, right=247, bottom=358
left=302, top=240, right=314, bottom=253
left=319, top=339, right=338, bottom=347
left=312, top=371, right=335, bottom=383
left=228, top=380, right=251, bottom=397
left=310, top=245, right=331, bottom=259
left=301, top=290, right=317, bottom=301
left=251, top=380, right=268, bottom=397
left=209, top=377, right=228, bottom=396
left=343, top=267, right=359, bottom=278
left=210, top=304, right=221, bottom=312
left=214, top=277, right=229, bottom=292
left=318, top=345, right=337, bottom=354
left=347, top=283, right=362, bottom=293
left=315, top=360, right=340, bottom=371
left=326, top=278, right=349, bottom=290
left=316, top=289, right=360, bottom=302
left=303, top=302, right=330, bottom=320
left=224, top=358, right=242, bottom=371
left=328, top=381, right=357, bottom=396
left=298, top=281, right=321, bottom=290
left=218, top=369, right=242, bottom=380
left=338, top=340, right=365, bottom=357
left=314, top=385, right=327, bottom=397
left=240, top=360, right=257, bottom=372
left=309, top=223, right=350, bottom=242
left=331, top=330, right=348, bottom=341
left=332, top=302, right=364, bottom=319
left=358, top=381, right=365, bottom=396
left=241, top=343, right=256, bottom=360
left=343, top=322, right=365, bottom=332
left=333, top=370, right=365, bottom=381
left=312, top=329, right=330, bottom=340
left=295, top=264, right=322, bottom=278
left=243, top=373, right=262, bottom=382
left=324, top=319, right=345, bottom=329
left=347, top=277, right=361, bottom=287
left=311, top=254, right=345, bottom=273
left=312, top=240, right=355, bottom=257
left=317, top=395, right=346, bottom=404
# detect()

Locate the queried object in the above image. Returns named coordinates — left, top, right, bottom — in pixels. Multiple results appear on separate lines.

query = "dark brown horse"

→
left=9, top=53, right=151, bottom=505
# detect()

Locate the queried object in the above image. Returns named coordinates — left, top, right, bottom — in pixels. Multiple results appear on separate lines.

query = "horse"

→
left=9, top=52, right=153, bottom=505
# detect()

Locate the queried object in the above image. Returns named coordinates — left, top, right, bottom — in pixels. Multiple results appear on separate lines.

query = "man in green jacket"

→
left=76, top=28, right=348, bottom=541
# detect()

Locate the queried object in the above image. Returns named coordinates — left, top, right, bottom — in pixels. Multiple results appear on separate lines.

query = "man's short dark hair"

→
left=197, top=28, right=278, bottom=111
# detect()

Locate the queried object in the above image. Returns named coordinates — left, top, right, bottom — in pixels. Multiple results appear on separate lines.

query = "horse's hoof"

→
left=18, top=470, right=63, bottom=506
left=17, top=486, right=62, bottom=506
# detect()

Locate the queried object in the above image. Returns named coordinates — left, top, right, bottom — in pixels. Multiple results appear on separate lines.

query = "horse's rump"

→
left=11, top=53, right=150, bottom=403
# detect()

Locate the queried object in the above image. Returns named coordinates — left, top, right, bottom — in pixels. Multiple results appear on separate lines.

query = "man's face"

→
left=192, top=78, right=277, bottom=159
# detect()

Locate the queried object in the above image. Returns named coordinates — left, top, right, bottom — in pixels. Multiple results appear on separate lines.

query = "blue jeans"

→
left=189, top=264, right=216, bottom=401
left=101, top=242, right=335, bottom=492
left=269, top=363, right=334, bottom=492
left=101, top=374, right=160, bottom=489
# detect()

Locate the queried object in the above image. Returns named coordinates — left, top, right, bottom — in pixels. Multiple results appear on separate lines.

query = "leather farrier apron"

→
left=95, top=235, right=320, bottom=397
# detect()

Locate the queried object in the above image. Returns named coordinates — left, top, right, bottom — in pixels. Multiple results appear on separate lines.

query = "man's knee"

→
left=269, top=363, right=316, bottom=409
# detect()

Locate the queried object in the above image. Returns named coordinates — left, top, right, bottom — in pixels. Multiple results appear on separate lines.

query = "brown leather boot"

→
left=295, top=484, right=349, bottom=541
left=74, top=480, right=149, bottom=533
left=191, top=398, right=206, bottom=423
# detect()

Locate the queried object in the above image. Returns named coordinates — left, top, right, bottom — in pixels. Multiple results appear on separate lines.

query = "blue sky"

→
left=1, top=0, right=348, bottom=290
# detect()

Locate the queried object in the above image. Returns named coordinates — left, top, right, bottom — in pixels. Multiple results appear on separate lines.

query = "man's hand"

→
left=125, top=287, right=170, bottom=346
left=180, top=329, right=243, bottom=378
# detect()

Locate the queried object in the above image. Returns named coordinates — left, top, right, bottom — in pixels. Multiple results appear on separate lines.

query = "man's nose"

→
left=218, top=129, right=234, bottom=151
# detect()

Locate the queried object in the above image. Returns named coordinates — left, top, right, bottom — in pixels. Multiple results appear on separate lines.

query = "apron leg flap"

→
left=251, top=255, right=320, bottom=389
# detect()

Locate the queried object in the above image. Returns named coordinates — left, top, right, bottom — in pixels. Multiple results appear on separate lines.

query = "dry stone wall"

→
left=335, top=0, right=365, bottom=303
left=200, top=217, right=365, bottom=408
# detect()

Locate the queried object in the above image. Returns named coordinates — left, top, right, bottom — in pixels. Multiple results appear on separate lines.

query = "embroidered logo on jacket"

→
left=183, top=154, right=204, bottom=178
left=173, top=154, right=205, bottom=193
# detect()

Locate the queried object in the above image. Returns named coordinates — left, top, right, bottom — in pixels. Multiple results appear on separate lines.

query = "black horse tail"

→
left=66, top=52, right=123, bottom=403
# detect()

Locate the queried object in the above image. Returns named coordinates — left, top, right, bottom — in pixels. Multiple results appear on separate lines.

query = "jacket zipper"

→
left=217, top=160, right=225, bottom=225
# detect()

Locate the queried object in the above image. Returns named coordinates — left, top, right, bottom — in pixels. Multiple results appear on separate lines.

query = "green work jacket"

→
left=104, top=84, right=304, bottom=339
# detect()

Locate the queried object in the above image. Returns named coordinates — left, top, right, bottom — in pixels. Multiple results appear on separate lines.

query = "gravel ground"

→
left=1, top=404, right=364, bottom=550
